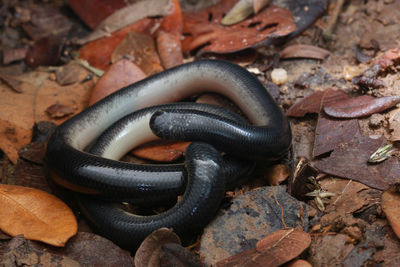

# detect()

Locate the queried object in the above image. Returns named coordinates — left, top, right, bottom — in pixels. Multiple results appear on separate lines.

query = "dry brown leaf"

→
left=389, top=110, right=400, bottom=141
left=324, top=95, right=400, bottom=118
left=0, top=73, right=24, bottom=93
left=0, top=184, right=77, bottom=247
left=0, top=69, right=91, bottom=164
left=132, top=140, right=190, bottom=162
left=135, top=228, right=181, bottom=267
left=75, top=0, right=171, bottom=45
left=280, top=44, right=330, bottom=60
left=89, top=59, right=146, bottom=105
left=285, top=259, right=313, bottom=267
left=381, top=190, right=400, bottom=239
left=182, top=0, right=295, bottom=54
left=265, top=164, right=290, bottom=185
left=217, top=229, right=311, bottom=267
left=46, top=103, right=75, bottom=118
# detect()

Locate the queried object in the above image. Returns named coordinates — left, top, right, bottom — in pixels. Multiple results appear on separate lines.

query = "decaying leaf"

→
left=0, top=184, right=77, bottom=246
left=381, top=190, right=400, bottom=239
left=135, top=228, right=181, bottom=267
left=313, top=135, right=400, bottom=190
left=89, top=59, right=146, bottom=105
left=111, top=32, right=163, bottom=75
left=216, top=229, right=311, bottom=267
left=159, top=243, right=202, bottom=267
left=313, top=112, right=360, bottom=157
left=389, top=110, right=400, bottom=141
left=286, top=88, right=349, bottom=117
left=55, top=64, right=83, bottom=86
left=279, top=44, right=330, bottom=60
left=324, top=95, right=400, bottom=118
left=74, top=0, right=171, bottom=45
left=182, top=0, right=295, bottom=54
left=46, top=103, right=75, bottom=118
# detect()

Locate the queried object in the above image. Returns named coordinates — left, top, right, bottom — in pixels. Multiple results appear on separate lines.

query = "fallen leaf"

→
left=285, top=259, right=313, bottom=267
left=1, top=235, right=80, bottom=266
left=132, top=140, right=190, bottom=162
left=0, top=73, right=24, bottom=93
left=324, top=95, right=400, bottom=118
left=75, top=0, right=170, bottom=45
left=89, top=59, right=146, bottom=105
left=46, top=103, right=75, bottom=118
left=159, top=243, right=202, bottom=267
left=265, top=164, right=290, bottom=185
left=0, top=69, right=91, bottom=164
left=69, top=0, right=127, bottom=29
left=389, top=110, right=400, bottom=141
left=135, top=228, right=181, bottom=267
left=18, top=142, right=46, bottom=165
left=56, top=64, right=83, bottom=86
left=381, top=190, right=400, bottom=239
left=156, top=0, right=184, bottom=69
left=279, top=44, right=330, bottom=60
left=25, top=37, right=63, bottom=67
left=308, top=234, right=354, bottom=266
left=253, top=0, right=272, bottom=13
left=313, top=135, right=400, bottom=190
left=313, top=113, right=360, bottom=157
left=182, top=0, right=295, bottom=54
left=383, top=228, right=400, bottom=266
left=0, top=184, right=77, bottom=246
left=14, top=158, right=51, bottom=193
left=111, top=32, right=163, bottom=75
left=216, top=229, right=311, bottom=267
left=79, top=18, right=154, bottom=70
left=286, top=88, right=349, bottom=117
left=2, top=47, right=28, bottom=65
left=34, top=232, right=134, bottom=267
left=221, top=0, right=255, bottom=26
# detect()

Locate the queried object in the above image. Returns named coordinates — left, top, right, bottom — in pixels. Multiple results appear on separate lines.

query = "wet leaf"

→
left=0, top=184, right=77, bottom=247
left=75, top=0, right=170, bottom=45
left=89, top=59, right=146, bottom=105
left=381, top=190, right=400, bottom=239
left=313, top=135, right=400, bottom=190
left=79, top=19, right=154, bottom=70
left=280, top=44, right=330, bottom=60
left=46, top=103, right=75, bottom=119
left=216, top=229, right=311, bottom=267
left=286, top=88, right=349, bottom=117
left=132, top=140, right=190, bottom=162
left=111, top=32, right=163, bottom=75
left=182, top=0, right=295, bottom=54
left=313, top=112, right=360, bottom=157
left=159, top=243, right=202, bottom=267
left=324, top=95, right=400, bottom=118
left=135, top=228, right=181, bottom=267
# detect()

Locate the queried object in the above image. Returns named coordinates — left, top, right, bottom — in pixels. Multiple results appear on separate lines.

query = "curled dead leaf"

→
left=134, top=228, right=181, bottom=267
left=0, top=184, right=77, bottom=247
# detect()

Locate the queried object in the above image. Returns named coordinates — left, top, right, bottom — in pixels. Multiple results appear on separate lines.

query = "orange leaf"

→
left=0, top=184, right=77, bottom=247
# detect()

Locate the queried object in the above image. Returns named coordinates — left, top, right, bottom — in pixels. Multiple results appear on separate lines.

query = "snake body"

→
left=45, top=60, right=291, bottom=248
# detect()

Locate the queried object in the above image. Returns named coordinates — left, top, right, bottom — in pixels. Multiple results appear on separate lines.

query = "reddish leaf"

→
left=157, top=31, right=184, bottom=69
left=132, top=140, right=190, bottom=162
left=382, top=190, right=400, bottom=239
left=286, top=88, right=349, bottom=117
left=324, top=95, right=400, bottom=118
left=313, top=112, right=360, bottom=157
left=89, top=59, right=146, bottom=105
left=216, top=229, right=311, bottom=267
left=182, top=0, right=295, bottom=53
left=111, top=32, right=163, bottom=75
left=69, top=0, right=127, bottom=29
left=279, top=44, right=330, bottom=60
left=79, top=19, right=154, bottom=71
left=0, top=184, right=77, bottom=247
left=313, top=135, right=400, bottom=190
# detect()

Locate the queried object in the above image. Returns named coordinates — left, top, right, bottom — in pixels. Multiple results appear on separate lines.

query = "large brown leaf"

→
left=0, top=184, right=77, bottom=247
left=182, top=0, right=295, bottom=53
